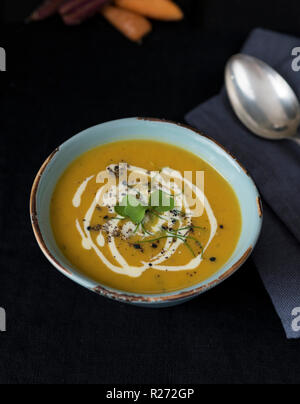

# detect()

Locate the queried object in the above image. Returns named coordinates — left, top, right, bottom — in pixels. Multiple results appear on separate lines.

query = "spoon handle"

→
left=292, top=136, right=300, bottom=146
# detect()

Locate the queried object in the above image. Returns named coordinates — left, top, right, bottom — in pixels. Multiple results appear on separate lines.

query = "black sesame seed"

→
left=134, top=244, right=141, bottom=250
left=151, top=244, right=158, bottom=249
left=220, top=225, right=224, bottom=229
left=210, top=257, right=216, bottom=262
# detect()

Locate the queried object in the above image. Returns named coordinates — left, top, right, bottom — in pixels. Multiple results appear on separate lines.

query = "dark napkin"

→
left=186, top=28, right=300, bottom=339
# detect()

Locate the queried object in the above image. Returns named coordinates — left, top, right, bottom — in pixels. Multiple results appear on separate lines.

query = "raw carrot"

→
left=101, top=5, right=152, bottom=42
left=28, top=0, right=66, bottom=21
left=59, top=0, right=111, bottom=25
left=59, top=0, right=95, bottom=16
left=114, top=0, right=183, bottom=21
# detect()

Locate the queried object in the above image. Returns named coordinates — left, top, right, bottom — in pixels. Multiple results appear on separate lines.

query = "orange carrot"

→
left=114, top=0, right=183, bottom=21
left=101, top=5, right=152, bottom=42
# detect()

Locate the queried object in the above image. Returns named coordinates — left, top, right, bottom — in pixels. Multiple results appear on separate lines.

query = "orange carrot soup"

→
left=50, top=140, right=242, bottom=294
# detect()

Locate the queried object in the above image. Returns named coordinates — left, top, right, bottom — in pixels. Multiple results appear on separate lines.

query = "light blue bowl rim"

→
left=30, top=117, right=263, bottom=305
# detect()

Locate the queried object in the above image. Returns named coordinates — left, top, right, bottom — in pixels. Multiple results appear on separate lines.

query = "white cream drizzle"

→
left=72, top=165, right=218, bottom=278
left=72, top=175, right=94, bottom=208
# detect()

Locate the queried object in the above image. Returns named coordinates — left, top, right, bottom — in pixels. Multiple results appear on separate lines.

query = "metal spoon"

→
left=225, top=54, right=300, bottom=145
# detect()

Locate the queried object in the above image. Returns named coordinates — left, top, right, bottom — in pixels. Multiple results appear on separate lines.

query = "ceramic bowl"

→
left=30, top=118, right=263, bottom=307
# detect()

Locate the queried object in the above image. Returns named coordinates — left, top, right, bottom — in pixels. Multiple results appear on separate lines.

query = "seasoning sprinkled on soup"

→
left=51, top=140, right=242, bottom=294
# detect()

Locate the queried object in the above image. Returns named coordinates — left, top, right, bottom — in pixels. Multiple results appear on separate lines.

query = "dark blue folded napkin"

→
left=186, top=28, right=300, bottom=339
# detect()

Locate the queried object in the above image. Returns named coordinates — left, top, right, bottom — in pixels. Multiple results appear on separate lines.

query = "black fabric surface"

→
left=1, top=0, right=300, bottom=384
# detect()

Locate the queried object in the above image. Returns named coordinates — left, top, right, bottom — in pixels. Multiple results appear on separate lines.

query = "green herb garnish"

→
left=150, top=190, right=175, bottom=213
left=115, top=195, right=148, bottom=225
left=140, top=234, right=196, bottom=257
left=177, top=225, right=206, bottom=231
left=149, top=211, right=168, bottom=221
left=141, top=223, right=153, bottom=236
left=113, top=190, right=203, bottom=258
left=114, top=191, right=175, bottom=225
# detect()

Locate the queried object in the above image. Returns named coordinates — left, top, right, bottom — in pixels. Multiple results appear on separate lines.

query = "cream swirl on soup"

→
left=73, top=163, right=218, bottom=278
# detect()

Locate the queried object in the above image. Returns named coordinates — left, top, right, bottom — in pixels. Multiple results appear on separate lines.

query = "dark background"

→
left=0, top=0, right=300, bottom=384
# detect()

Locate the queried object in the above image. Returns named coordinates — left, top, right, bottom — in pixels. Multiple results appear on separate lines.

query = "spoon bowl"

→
left=225, top=54, right=300, bottom=141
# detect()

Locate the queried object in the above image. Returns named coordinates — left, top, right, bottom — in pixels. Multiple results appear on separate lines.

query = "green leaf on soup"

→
left=114, top=195, right=147, bottom=224
left=126, top=204, right=148, bottom=224
left=150, top=190, right=175, bottom=213
left=114, top=205, right=127, bottom=217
